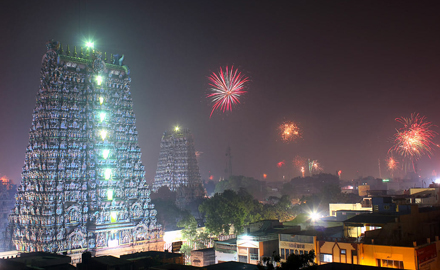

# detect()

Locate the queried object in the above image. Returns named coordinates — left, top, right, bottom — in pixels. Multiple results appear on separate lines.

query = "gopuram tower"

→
left=153, top=128, right=202, bottom=192
left=9, top=40, right=162, bottom=254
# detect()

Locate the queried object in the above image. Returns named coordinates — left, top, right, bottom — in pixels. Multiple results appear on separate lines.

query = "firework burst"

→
left=387, top=156, right=398, bottom=171
left=279, top=121, right=301, bottom=142
left=277, top=160, right=285, bottom=168
left=207, top=66, right=249, bottom=117
left=390, top=113, right=438, bottom=159
left=387, top=156, right=399, bottom=178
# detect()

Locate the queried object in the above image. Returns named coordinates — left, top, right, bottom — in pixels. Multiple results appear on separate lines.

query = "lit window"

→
left=102, top=149, right=110, bottom=159
left=99, top=97, right=104, bottom=105
left=110, top=211, right=117, bottom=223
left=100, top=130, right=107, bottom=140
left=107, top=189, right=113, bottom=200
left=104, top=168, right=111, bottom=180
left=96, top=75, right=103, bottom=86
left=99, top=112, right=106, bottom=122
left=320, top=254, right=332, bottom=263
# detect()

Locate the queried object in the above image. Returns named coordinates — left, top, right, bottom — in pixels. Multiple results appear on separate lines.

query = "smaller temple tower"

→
left=153, top=127, right=202, bottom=192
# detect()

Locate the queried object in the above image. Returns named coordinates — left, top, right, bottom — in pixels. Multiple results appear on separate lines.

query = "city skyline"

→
left=1, top=1, right=440, bottom=184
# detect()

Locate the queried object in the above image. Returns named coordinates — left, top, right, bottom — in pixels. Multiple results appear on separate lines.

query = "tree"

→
left=280, top=250, right=317, bottom=270
left=178, top=215, right=210, bottom=255
left=214, top=175, right=265, bottom=200
left=199, top=189, right=263, bottom=235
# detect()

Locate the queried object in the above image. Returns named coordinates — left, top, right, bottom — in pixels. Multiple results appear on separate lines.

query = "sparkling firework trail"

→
left=390, top=113, right=438, bottom=159
left=279, top=121, right=301, bottom=142
left=207, top=66, right=249, bottom=117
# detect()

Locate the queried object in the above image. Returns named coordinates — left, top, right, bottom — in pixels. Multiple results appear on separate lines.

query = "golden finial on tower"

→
left=74, top=46, right=77, bottom=57
left=66, top=45, right=70, bottom=56
left=80, top=47, right=84, bottom=58
left=59, top=43, right=64, bottom=54
left=104, top=52, right=107, bottom=62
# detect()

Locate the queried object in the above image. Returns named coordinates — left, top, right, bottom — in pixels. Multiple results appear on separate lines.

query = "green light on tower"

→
left=96, top=75, right=103, bottom=86
left=100, top=129, right=107, bottom=140
left=99, top=112, right=106, bottom=122
left=107, top=189, right=113, bottom=200
left=104, top=168, right=112, bottom=180
left=110, top=211, right=117, bottom=223
left=102, top=149, right=110, bottom=159
left=86, top=41, right=94, bottom=49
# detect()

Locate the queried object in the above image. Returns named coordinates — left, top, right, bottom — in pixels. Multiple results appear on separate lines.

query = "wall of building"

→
left=359, top=243, right=415, bottom=269
left=318, top=241, right=357, bottom=265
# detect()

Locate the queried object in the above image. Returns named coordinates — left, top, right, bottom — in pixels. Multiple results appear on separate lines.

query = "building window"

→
left=320, top=254, right=332, bottom=263
left=239, top=256, right=247, bottom=263
left=381, top=259, right=404, bottom=269
left=286, top=249, right=290, bottom=258
left=281, top=249, right=285, bottom=260
left=341, top=249, right=346, bottom=255
left=250, top=248, right=259, bottom=261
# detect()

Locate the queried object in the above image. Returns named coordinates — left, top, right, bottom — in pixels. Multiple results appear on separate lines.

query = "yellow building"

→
left=318, top=239, right=358, bottom=264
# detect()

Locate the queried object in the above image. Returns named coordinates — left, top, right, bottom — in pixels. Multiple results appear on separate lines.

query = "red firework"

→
left=277, top=161, right=285, bottom=168
left=207, top=66, right=249, bottom=117
left=390, top=113, right=438, bottom=159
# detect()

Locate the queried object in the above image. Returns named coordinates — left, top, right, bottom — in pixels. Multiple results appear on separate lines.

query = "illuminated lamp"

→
left=174, top=126, right=180, bottom=132
left=102, top=149, right=110, bottom=159
left=99, top=97, right=104, bottom=105
left=104, top=168, right=112, bottom=180
left=107, top=189, right=113, bottom=200
left=100, top=130, right=107, bottom=140
left=99, top=112, right=106, bottom=122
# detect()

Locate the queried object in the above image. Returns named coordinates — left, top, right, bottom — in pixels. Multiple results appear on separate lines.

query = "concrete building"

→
left=215, top=238, right=237, bottom=263
left=191, top=248, right=215, bottom=266
left=329, top=198, right=372, bottom=216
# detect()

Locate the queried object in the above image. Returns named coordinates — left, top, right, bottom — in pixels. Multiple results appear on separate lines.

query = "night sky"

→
left=1, top=1, right=440, bottom=184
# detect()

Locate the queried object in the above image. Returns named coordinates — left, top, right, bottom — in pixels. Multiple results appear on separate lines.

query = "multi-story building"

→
left=9, top=40, right=162, bottom=255
left=0, top=176, right=16, bottom=251
left=153, top=128, right=202, bottom=192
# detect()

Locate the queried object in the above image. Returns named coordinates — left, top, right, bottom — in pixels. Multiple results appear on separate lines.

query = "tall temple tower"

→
left=9, top=40, right=162, bottom=254
left=153, top=128, right=202, bottom=192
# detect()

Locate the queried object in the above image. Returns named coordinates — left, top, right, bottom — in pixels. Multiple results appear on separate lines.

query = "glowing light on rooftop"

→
left=175, top=126, right=180, bottom=132
left=310, top=211, right=320, bottom=222
left=99, top=97, right=104, bottom=105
